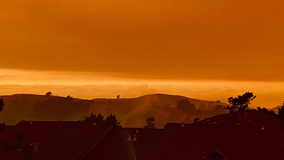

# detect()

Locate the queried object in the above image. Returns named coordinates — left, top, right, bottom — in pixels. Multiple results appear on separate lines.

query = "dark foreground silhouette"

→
left=1, top=109, right=284, bottom=160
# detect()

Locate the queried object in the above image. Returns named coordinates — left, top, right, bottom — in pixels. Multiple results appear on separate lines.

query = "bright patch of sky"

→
left=0, top=69, right=284, bottom=108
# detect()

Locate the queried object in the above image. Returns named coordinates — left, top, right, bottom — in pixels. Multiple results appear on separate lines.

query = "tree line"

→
left=83, top=112, right=122, bottom=128
left=224, top=92, right=284, bottom=120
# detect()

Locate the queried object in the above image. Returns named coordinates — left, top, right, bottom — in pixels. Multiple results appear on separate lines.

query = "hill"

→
left=0, top=93, right=228, bottom=128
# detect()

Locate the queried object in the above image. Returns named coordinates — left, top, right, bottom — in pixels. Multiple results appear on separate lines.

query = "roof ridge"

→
left=77, top=123, right=113, bottom=160
left=247, top=110, right=284, bottom=125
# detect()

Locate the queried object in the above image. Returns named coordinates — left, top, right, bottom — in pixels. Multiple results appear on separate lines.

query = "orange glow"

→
left=1, top=69, right=284, bottom=108
left=0, top=1, right=284, bottom=108
left=1, top=0, right=284, bottom=80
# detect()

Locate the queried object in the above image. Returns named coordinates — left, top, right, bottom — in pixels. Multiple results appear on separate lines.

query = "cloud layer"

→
left=1, top=0, right=284, bottom=80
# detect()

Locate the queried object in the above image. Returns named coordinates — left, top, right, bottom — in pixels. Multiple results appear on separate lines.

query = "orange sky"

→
left=1, top=0, right=284, bottom=80
left=1, top=1, right=284, bottom=107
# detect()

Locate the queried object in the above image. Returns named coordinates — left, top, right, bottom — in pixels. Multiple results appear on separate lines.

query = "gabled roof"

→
left=85, top=128, right=164, bottom=160
left=0, top=121, right=113, bottom=160
left=86, top=124, right=284, bottom=160
left=195, top=115, right=239, bottom=125
left=196, top=110, right=284, bottom=127
left=2, top=111, right=284, bottom=160
left=163, top=124, right=284, bottom=160
left=247, top=110, right=284, bottom=125
left=206, top=150, right=226, bottom=159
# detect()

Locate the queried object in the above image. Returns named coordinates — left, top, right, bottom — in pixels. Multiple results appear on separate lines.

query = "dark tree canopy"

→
left=83, top=112, right=104, bottom=123
left=0, top=99, right=3, bottom=112
left=45, top=91, right=52, bottom=97
left=144, top=117, right=156, bottom=129
left=4, top=131, right=25, bottom=152
left=177, top=99, right=190, bottom=111
left=177, top=99, right=197, bottom=114
left=0, top=99, right=4, bottom=131
left=82, top=112, right=122, bottom=127
left=278, top=101, right=284, bottom=120
left=257, top=107, right=276, bottom=116
left=225, top=92, right=256, bottom=113
left=105, top=114, right=122, bottom=128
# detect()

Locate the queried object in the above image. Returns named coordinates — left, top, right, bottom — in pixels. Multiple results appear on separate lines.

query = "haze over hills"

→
left=0, top=93, right=228, bottom=128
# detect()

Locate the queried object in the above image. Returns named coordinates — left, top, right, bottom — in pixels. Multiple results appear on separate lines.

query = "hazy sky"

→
left=1, top=69, right=284, bottom=108
left=1, top=0, right=284, bottom=80
left=1, top=1, right=284, bottom=108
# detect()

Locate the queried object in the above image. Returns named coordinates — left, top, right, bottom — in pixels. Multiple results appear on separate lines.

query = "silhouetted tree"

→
left=0, top=123, right=4, bottom=131
left=105, top=114, right=122, bottom=128
left=45, top=91, right=52, bottom=97
left=96, top=113, right=104, bottom=122
left=257, top=107, right=277, bottom=116
left=0, top=100, right=33, bottom=159
left=278, top=101, right=284, bottom=120
left=144, top=117, right=156, bottom=129
left=177, top=99, right=190, bottom=111
left=0, top=99, right=3, bottom=112
left=66, top=95, right=73, bottom=99
left=82, top=113, right=122, bottom=127
left=187, top=103, right=197, bottom=114
left=83, top=112, right=105, bottom=123
left=225, top=92, right=256, bottom=113
left=117, top=95, right=120, bottom=99
left=177, top=99, right=197, bottom=114
left=0, top=99, right=4, bottom=131
left=4, top=131, right=25, bottom=152
left=20, top=143, right=36, bottom=160
left=0, top=130, right=34, bottom=160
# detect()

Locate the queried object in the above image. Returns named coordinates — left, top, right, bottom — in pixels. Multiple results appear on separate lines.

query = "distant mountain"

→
left=0, top=93, right=228, bottom=128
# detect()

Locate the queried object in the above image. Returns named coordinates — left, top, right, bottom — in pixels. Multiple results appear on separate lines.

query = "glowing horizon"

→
left=1, top=69, right=284, bottom=109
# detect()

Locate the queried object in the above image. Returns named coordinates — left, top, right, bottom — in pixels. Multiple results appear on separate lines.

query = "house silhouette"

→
left=1, top=110, right=284, bottom=160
